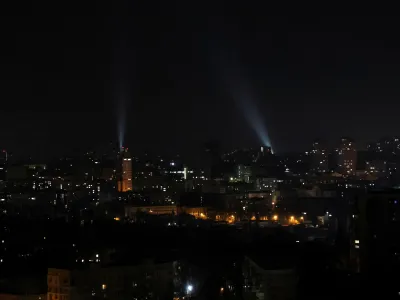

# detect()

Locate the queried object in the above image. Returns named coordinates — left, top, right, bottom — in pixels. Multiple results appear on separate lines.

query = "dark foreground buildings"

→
left=351, top=189, right=400, bottom=295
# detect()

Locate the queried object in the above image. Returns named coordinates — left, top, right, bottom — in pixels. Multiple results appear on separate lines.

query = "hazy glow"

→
left=118, top=124, right=124, bottom=151
left=116, top=87, right=126, bottom=151
left=228, top=79, right=273, bottom=152
left=238, top=91, right=273, bottom=152
left=216, top=51, right=274, bottom=152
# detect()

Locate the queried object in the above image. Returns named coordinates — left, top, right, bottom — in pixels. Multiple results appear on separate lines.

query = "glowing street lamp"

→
left=186, top=284, right=193, bottom=296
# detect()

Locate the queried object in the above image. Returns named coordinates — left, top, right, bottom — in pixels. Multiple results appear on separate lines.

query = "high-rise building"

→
left=337, top=138, right=357, bottom=175
left=117, top=148, right=132, bottom=192
left=237, top=164, right=252, bottom=183
left=47, top=268, right=71, bottom=300
left=310, top=139, right=328, bottom=173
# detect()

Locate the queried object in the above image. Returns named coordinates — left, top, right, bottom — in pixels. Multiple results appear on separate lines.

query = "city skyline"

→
left=2, top=4, right=400, bottom=298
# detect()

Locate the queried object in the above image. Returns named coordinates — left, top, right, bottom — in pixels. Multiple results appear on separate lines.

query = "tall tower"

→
left=117, top=148, right=132, bottom=192
left=310, top=139, right=328, bottom=173
left=337, top=138, right=357, bottom=175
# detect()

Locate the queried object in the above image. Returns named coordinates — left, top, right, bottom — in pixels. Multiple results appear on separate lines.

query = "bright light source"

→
left=355, top=240, right=360, bottom=244
left=102, top=284, right=107, bottom=290
left=186, top=284, right=193, bottom=293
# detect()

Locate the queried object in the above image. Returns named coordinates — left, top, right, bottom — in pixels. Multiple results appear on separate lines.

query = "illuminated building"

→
left=117, top=148, right=132, bottom=192
left=365, top=160, right=386, bottom=176
left=310, top=139, right=328, bottom=173
left=254, top=146, right=273, bottom=162
left=237, top=164, right=252, bottom=183
left=125, top=205, right=178, bottom=218
left=124, top=205, right=207, bottom=220
left=254, top=146, right=273, bottom=163
left=47, top=268, right=70, bottom=300
left=255, top=177, right=277, bottom=191
left=336, top=138, right=357, bottom=175
left=367, top=137, right=400, bottom=156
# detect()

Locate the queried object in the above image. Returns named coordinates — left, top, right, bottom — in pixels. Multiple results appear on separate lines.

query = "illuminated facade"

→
left=124, top=205, right=207, bottom=219
left=47, top=268, right=70, bottom=300
left=118, top=148, right=132, bottom=192
left=237, top=164, right=252, bottom=183
left=310, top=139, right=328, bottom=173
left=365, top=160, right=386, bottom=176
left=337, top=138, right=357, bottom=175
left=367, top=137, right=400, bottom=156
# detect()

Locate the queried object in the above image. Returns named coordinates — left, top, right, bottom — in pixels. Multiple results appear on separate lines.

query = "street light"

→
left=187, top=284, right=193, bottom=294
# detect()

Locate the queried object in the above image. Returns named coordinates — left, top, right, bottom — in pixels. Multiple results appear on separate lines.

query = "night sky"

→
left=1, top=5, right=400, bottom=159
